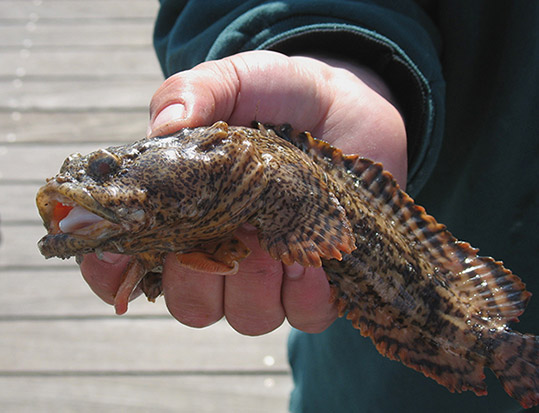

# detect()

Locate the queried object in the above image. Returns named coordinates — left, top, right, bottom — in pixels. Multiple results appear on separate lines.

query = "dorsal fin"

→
left=262, top=122, right=531, bottom=324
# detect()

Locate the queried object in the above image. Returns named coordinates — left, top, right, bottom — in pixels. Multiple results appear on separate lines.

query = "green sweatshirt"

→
left=154, top=1, right=538, bottom=411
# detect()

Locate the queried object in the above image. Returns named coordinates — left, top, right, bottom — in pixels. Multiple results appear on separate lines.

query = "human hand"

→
left=79, top=50, right=407, bottom=335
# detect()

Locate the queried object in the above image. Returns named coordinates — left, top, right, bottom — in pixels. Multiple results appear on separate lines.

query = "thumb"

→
left=147, top=50, right=328, bottom=137
left=148, top=56, right=241, bottom=137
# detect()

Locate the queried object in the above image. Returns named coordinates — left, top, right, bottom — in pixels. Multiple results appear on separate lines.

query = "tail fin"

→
left=489, top=329, right=538, bottom=409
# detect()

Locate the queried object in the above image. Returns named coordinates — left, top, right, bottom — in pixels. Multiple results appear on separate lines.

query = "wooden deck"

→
left=0, top=1, right=292, bottom=411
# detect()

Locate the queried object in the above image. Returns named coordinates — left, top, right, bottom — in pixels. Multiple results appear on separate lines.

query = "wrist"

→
left=292, top=54, right=407, bottom=187
left=300, top=55, right=400, bottom=112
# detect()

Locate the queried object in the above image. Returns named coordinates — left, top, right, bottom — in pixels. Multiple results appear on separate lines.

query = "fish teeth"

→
left=59, top=205, right=104, bottom=233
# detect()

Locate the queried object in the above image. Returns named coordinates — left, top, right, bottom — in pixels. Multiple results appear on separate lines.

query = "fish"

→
left=36, top=121, right=538, bottom=408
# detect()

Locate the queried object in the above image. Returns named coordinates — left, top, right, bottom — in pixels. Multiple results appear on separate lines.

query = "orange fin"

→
left=338, top=294, right=490, bottom=398
left=351, top=155, right=530, bottom=324
left=254, top=188, right=355, bottom=267
left=114, top=252, right=164, bottom=315
left=114, top=258, right=145, bottom=315
left=251, top=124, right=355, bottom=267
left=274, top=122, right=531, bottom=323
left=176, top=237, right=250, bottom=275
left=269, top=122, right=536, bottom=405
left=356, top=160, right=530, bottom=324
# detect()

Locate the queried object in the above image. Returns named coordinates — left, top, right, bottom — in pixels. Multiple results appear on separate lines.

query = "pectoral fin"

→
left=113, top=252, right=164, bottom=315
left=175, top=237, right=250, bottom=275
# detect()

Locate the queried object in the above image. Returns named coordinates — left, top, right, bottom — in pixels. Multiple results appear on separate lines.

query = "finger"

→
left=147, top=58, right=239, bottom=137
left=79, top=252, right=131, bottom=305
left=223, top=227, right=285, bottom=336
left=282, top=265, right=338, bottom=333
left=147, top=51, right=328, bottom=137
left=162, top=254, right=225, bottom=328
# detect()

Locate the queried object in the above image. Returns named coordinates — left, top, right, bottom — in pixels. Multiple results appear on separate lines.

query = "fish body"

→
left=36, top=121, right=538, bottom=408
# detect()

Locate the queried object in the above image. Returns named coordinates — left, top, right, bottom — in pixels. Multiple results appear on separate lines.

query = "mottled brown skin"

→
left=36, top=121, right=538, bottom=408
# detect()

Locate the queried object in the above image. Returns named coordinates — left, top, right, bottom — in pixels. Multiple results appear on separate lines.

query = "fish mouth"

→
left=36, top=180, right=124, bottom=259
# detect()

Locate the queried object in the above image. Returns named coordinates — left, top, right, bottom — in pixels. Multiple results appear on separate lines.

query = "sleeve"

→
left=153, top=0, right=446, bottom=196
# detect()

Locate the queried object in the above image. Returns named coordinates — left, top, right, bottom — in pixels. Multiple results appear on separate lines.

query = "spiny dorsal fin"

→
left=263, top=122, right=531, bottom=324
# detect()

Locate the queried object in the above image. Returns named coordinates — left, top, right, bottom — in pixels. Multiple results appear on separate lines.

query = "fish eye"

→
left=87, top=149, right=120, bottom=180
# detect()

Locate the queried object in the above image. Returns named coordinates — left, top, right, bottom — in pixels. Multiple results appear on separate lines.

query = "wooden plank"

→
left=0, top=22, right=154, bottom=48
left=0, top=112, right=150, bottom=144
left=0, top=319, right=291, bottom=371
left=0, top=49, right=162, bottom=77
left=0, top=224, right=76, bottom=267
left=0, top=143, right=131, bottom=180
left=0, top=0, right=160, bottom=20
left=0, top=268, right=171, bottom=317
left=0, top=183, right=39, bottom=222
left=2, top=225, right=59, bottom=269
left=0, top=376, right=292, bottom=413
left=1, top=183, right=46, bottom=222
left=1, top=78, right=160, bottom=110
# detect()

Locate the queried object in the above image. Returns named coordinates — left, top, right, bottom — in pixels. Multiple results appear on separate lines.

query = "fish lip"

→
left=37, top=223, right=122, bottom=259
left=36, top=179, right=126, bottom=258
left=36, top=179, right=122, bottom=228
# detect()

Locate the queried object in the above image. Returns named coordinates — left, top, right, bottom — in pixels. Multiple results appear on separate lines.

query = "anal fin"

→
left=339, top=295, right=489, bottom=397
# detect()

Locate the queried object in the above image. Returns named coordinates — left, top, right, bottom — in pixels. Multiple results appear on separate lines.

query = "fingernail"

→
left=150, top=103, right=186, bottom=132
left=100, top=252, right=124, bottom=264
left=284, top=262, right=305, bottom=280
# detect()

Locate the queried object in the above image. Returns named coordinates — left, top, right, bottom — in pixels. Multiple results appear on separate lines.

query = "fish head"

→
left=36, top=122, right=266, bottom=259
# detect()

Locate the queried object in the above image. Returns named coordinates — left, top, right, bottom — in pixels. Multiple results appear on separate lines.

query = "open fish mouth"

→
left=36, top=180, right=124, bottom=259
left=57, top=205, right=105, bottom=234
